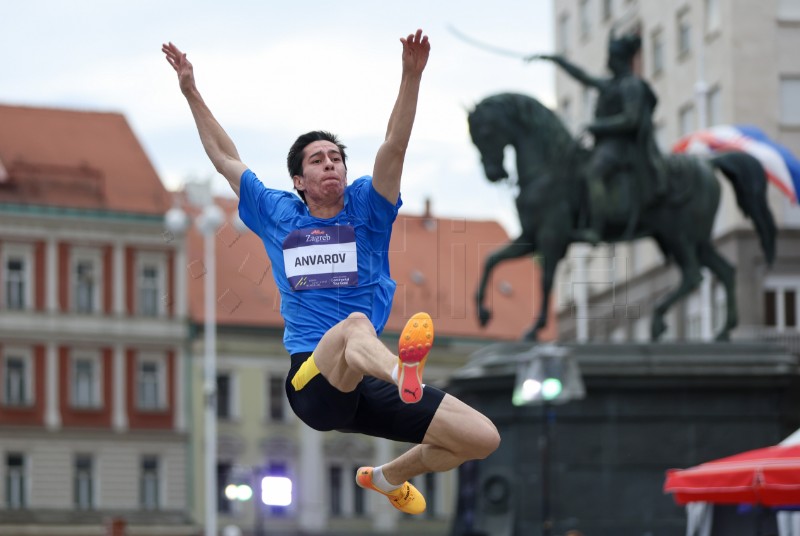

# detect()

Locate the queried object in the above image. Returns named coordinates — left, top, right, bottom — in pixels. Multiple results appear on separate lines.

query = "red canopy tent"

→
left=664, top=443, right=800, bottom=507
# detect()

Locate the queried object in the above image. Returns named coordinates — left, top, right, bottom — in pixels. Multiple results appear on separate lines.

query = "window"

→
left=5, top=453, right=25, bottom=509
left=5, top=259, right=25, bottom=310
left=74, top=455, right=93, bottom=510
left=707, top=86, right=722, bottom=127
left=217, top=462, right=233, bottom=513
left=766, top=290, right=777, bottom=326
left=75, top=260, right=95, bottom=312
left=679, top=104, right=696, bottom=137
left=602, top=0, right=613, bottom=20
left=137, top=354, right=166, bottom=410
left=136, top=253, right=166, bottom=317
left=424, top=472, right=438, bottom=518
left=705, top=0, right=720, bottom=33
left=780, top=77, right=800, bottom=126
left=72, top=249, right=102, bottom=314
left=139, top=266, right=159, bottom=316
left=677, top=9, right=692, bottom=58
left=558, top=13, right=570, bottom=54
left=2, top=244, right=33, bottom=311
left=579, top=0, right=591, bottom=38
left=651, top=29, right=664, bottom=76
left=3, top=348, right=33, bottom=407
left=217, top=373, right=232, bottom=419
left=329, top=465, right=343, bottom=516
left=352, top=464, right=365, bottom=516
left=141, top=456, right=160, bottom=510
left=764, top=282, right=799, bottom=330
left=268, top=374, right=285, bottom=422
left=72, top=352, right=102, bottom=408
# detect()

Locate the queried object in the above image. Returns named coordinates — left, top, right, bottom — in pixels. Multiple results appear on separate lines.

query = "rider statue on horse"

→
left=528, top=31, right=666, bottom=245
left=467, top=31, right=776, bottom=341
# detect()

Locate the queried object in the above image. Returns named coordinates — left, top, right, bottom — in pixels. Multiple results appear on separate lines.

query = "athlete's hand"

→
left=400, top=29, right=430, bottom=76
left=162, top=42, right=196, bottom=96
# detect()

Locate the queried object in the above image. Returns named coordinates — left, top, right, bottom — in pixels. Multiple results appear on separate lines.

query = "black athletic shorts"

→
left=285, top=351, right=445, bottom=444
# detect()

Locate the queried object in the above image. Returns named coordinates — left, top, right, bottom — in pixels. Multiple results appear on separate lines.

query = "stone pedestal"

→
left=447, top=342, right=800, bottom=536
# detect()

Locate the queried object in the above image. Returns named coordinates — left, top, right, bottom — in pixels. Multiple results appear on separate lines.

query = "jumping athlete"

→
left=163, top=30, right=500, bottom=515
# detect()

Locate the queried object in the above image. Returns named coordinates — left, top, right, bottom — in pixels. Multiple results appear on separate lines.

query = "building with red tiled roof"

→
left=0, top=105, right=171, bottom=215
left=0, top=104, right=194, bottom=535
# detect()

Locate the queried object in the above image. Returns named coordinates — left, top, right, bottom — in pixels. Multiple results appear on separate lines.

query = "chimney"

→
left=422, top=197, right=436, bottom=231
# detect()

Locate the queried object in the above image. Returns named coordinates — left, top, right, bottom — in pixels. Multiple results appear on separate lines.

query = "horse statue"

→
left=468, top=92, right=776, bottom=341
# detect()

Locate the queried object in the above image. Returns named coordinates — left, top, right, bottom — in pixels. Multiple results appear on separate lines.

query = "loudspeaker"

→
left=451, top=459, right=516, bottom=536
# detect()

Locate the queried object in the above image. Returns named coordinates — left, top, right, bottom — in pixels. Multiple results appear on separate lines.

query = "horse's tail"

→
left=711, top=151, right=777, bottom=265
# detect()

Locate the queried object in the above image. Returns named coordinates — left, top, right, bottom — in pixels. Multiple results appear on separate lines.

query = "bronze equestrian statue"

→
left=468, top=33, right=776, bottom=342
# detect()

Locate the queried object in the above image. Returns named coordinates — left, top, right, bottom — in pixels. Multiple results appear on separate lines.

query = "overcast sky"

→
left=3, top=0, right=558, bottom=235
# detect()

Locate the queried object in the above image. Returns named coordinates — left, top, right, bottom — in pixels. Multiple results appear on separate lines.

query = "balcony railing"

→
left=733, top=325, right=800, bottom=355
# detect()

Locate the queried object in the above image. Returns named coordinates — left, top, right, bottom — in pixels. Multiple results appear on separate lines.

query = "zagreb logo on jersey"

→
left=306, top=229, right=332, bottom=243
left=282, top=225, right=358, bottom=291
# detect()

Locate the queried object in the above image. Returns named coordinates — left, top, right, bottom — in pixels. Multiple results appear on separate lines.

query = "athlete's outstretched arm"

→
left=372, top=29, right=430, bottom=204
left=162, top=42, right=247, bottom=197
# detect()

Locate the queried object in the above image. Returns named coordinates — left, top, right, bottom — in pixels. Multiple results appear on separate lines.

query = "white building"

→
left=550, top=0, right=800, bottom=348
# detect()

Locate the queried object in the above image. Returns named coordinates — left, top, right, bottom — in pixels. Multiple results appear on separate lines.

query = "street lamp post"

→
left=512, top=344, right=585, bottom=536
left=165, top=181, right=224, bottom=536
left=199, top=202, right=224, bottom=536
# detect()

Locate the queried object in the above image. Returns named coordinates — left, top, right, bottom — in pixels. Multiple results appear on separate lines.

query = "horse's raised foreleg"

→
left=651, top=245, right=703, bottom=341
left=475, top=236, right=536, bottom=328
left=697, top=241, right=737, bottom=341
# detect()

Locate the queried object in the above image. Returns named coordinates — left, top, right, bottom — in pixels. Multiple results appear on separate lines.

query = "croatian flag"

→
left=673, top=125, right=800, bottom=203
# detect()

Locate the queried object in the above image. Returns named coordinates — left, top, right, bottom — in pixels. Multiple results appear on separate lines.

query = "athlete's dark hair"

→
left=286, top=130, right=348, bottom=204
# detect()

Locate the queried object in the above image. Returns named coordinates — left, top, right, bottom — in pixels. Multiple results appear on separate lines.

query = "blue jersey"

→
left=238, top=169, right=402, bottom=355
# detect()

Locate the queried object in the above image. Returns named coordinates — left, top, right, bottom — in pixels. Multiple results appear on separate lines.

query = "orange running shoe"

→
left=397, top=312, right=433, bottom=404
left=355, top=466, right=426, bottom=515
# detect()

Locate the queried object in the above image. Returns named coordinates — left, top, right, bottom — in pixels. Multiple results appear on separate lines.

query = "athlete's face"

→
left=293, top=140, right=348, bottom=204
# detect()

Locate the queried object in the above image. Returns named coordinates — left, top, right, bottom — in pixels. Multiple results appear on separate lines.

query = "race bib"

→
left=282, top=225, right=358, bottom=291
